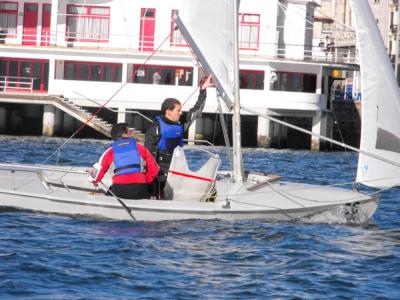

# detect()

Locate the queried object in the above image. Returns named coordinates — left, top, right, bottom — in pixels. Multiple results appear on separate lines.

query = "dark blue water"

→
left=0, top=136, right=399, bottom=299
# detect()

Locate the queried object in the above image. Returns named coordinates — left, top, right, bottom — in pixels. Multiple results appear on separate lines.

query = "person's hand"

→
left=200, top=75, right=214, bottom=90
left=90, top=182, right=99, bottom=195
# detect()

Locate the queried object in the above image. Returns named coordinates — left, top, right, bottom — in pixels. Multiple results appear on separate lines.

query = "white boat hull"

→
left=0, top=164, right=379, bottom=223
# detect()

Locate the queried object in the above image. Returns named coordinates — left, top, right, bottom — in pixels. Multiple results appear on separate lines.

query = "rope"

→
left=181, top=86, right=200, bottom=107
left=99, top=181, right=136, bottom=221
left=329, top=90, right=357, bottom=180
left=42, top=33, right=171, bottom=165
left=369, top=181, right=400, bottom=196
left=44, top=24, right=206, bottom=165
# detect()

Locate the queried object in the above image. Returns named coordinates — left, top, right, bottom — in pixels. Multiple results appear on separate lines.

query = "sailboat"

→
left=350, top=1, right=400, bottom=189
left=0, top=0, right=396, bottom=222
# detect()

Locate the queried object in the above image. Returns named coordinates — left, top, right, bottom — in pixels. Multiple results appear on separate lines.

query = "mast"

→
left=232, top=0, right=244, bottom=184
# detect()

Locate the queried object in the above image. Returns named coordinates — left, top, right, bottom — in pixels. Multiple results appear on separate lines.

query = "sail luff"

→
left=174, top=0, right=243, bottom=183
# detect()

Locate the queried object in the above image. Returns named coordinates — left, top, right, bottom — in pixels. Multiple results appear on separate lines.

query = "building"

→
left=313, top=0, right=399, bottom=96
left=0, top=0, right=356, bottom=149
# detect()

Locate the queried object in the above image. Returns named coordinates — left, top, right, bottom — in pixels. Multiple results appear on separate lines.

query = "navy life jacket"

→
left=156, top=116, right=184, bottom=156
left=112, top=138, right=141, bottom=175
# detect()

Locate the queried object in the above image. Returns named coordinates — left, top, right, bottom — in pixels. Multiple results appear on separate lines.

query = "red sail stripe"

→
left=168, top=170, right=215, bottom=182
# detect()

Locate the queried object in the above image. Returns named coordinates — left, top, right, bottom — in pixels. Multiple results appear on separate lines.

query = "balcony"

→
left=0, top=76, right=35, bottom=93
left=0, top=25, right=361, bottom=66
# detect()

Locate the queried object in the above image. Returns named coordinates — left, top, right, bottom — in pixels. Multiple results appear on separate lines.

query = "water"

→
left=0, top=136, right=399, bottom=299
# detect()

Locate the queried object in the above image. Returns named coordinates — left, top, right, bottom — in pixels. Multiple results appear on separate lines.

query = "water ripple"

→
left=0, top=136, right=399, bottom=299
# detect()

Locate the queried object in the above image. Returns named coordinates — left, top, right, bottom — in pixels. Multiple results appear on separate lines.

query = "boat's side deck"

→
left=0, top=165, right=379, bottom=222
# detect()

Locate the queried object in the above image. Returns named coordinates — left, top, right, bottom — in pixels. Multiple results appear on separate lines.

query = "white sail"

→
left=350, top=0, right=400, bottom=188
left=176, top=0, right=244, bottom=183
left=175, top=0, right=235, bottom=109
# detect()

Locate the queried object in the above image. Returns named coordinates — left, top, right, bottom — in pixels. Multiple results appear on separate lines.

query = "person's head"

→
left=111, top=123, right=130, bottom=141
left=161, top=98, right=182, bottom=122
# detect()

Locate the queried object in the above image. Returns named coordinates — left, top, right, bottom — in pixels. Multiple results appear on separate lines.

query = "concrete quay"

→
left=0, top=95, right=361, bottom=150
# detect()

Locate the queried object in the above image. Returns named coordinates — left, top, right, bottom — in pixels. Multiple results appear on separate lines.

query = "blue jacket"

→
left=156, top=116, right=184, bottom=155
left=112, top=138, right=141, bottom=175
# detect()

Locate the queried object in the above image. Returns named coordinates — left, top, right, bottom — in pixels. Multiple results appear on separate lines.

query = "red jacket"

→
left=91, top=143, right=160, bottom=185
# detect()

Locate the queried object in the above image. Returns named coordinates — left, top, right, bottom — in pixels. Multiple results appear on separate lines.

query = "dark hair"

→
left=161, top=98, right=181, bottom=116
left=111, top=123, right=129, bottom=141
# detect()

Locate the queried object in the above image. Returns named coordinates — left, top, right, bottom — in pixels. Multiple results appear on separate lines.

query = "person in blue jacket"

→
left=144, top=75, right=213, bottom=198
left=89, top=123, right=159, bottom=199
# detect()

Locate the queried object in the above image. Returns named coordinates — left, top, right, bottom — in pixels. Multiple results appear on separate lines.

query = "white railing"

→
left=0, top=76, right=35, bottom=93
left=0, top=28, right=360, bottom=66
left=276, top=44, right=358, bottom=64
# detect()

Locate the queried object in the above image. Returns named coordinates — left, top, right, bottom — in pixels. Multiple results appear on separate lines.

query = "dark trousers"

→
left=109, top=183, right=150, bottom=200
left=151, top=177, right=166, bottom=199
left=150, top=162, right=169, bottom=199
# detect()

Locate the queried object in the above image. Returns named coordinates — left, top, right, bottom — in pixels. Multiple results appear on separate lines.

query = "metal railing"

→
left=0, top=76, right=35, bottom=93
left=276, top=45, right=358, bottom=64
left=1, top=28, right=360, bottom=66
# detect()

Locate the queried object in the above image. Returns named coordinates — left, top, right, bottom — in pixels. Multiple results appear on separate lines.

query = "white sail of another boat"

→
left=350, top=0, right=400, bottom=189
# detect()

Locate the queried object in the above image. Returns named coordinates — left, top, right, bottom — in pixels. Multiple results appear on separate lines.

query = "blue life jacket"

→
left=156, top=116, right=184, bottom=155
left=112, top=138, right=141, bottom=175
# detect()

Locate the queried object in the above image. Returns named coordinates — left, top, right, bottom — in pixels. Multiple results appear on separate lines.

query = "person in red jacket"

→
left=88, top=123, right=160, bottom=199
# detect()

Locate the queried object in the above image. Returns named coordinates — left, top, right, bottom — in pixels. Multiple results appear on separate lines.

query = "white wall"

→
left=2, top=0, right=325, bottom=118
left=282, top=2, right=308, bottom=60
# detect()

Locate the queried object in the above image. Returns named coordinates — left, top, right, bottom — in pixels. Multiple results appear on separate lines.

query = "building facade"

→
left=313, top=0, right=399, bottom=96
left=0, top=0, right=355, bottom=149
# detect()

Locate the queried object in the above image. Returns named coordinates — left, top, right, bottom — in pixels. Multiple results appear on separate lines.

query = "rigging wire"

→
left=212, top=110, right=218, bottom=145
left=279, top=1, right=355, bottom=32
left=44, top=22, right=207, bottom=168
left=240, top=105, right=400, bottom=170
left=277, top=1, right=361, bottom=182
left=42, top=33, right=171, bottom=165
left=217, top=96, right=233, bottom=171
left=36, top=3, right=395, bottom=196
left=329, top=96, right=357, bottom=180
left=49, top=17, right=207, bottom=165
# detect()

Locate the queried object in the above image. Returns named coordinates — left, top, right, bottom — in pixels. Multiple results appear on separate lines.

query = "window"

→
left=239, top=70, right=264, bottom=90
left=66, top=5, right=110, bottom=42
left=79, top=64, right=89, bottom=80
left=0, top=60, right=6, bottom=77
left=0, top=58, right=49, bottom=92
left=271, top=72, right=317, bottom=93
left=139, top=8, right=156, bottom=51
left=65, top=63, right=77, bottom=80
left=170, top=9, right=187, bottom=47
left=130, top=64, right=193, bottom=86
left=62, top=61, right=122, bottom=82
left=0, top=1, right=18, bottom=37
left=239, top=13, right=260, bottom=50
